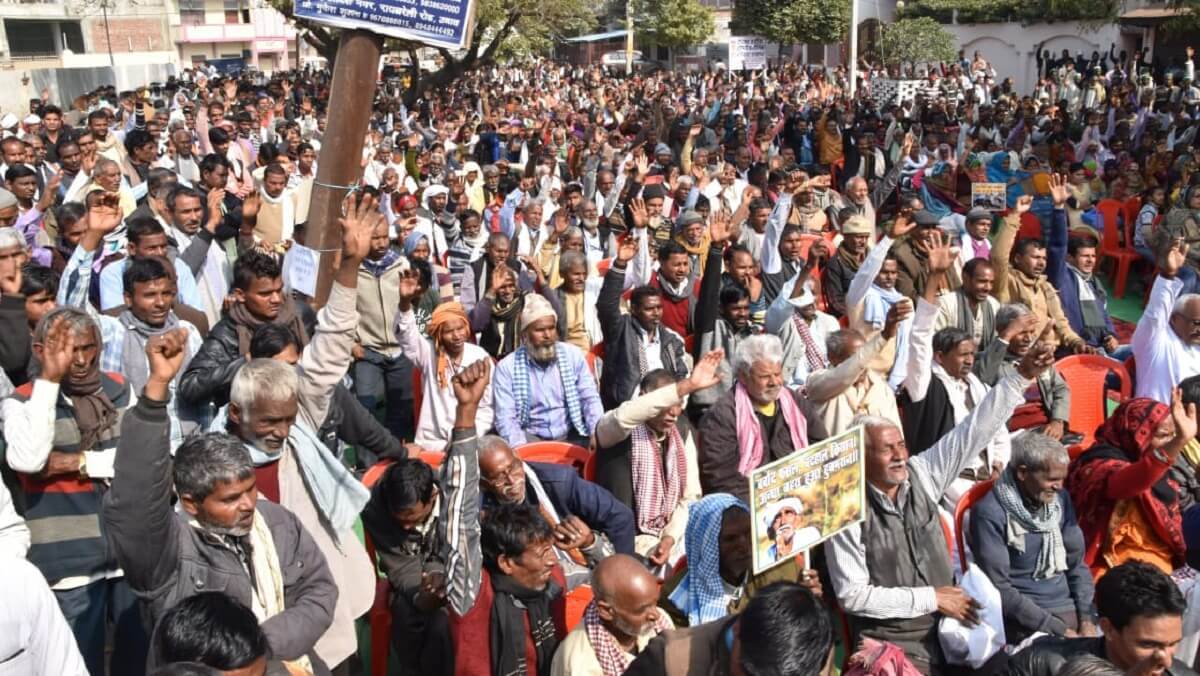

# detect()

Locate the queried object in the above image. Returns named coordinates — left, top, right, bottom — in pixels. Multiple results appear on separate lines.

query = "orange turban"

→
left=429, top=302, right=470, bottom=387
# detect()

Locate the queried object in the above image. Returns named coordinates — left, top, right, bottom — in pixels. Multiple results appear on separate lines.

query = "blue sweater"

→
left=481, top=461, right=636, bottom=555
left=1046, top=207, right=1116, bottom=347
left=967, top=487, right=1095, bottom=638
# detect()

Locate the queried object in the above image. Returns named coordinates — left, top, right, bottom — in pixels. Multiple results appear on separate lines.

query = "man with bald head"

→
left=551, top=554, right=673, bottom=676
left=476, top=433, right=634, bottom=585
left=1135, top=238, right=1200, bottom=404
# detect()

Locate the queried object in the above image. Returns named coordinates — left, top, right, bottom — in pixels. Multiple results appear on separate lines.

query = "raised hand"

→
left=1016, top=326, right=1056, bottom=380
left=397, top=269, right=423, bottom=311
left=882, top=298, right=913, bottom=339
left=686, top=349, right=725, bottom=393
left=806, top=240, right=830, bottom=269
left=926, top=229, right=958, bottom=274
left=710, top=209, right=734, bottom=244
left=615, top=234, right=638, bottom=264
left=241, top=192, right=261, bottom=221
left=1015, top=194, right=1034, bottom=215
left=1159, top=237, right=1188, bottom=279
left=451, top=358, right=491, bottom=408
left=145, top=327, right=190, bottom=401
left=35, top=315, right=76, bottom=385
left=206, top=188, right=226, bottom=231
left=87, top=193, right=124, bottom=236
left=1048, top=173, right=1070, bottom=209
left=628, top=197, right=649, bottom=229
left=888, top=210, right=917, bottom=240
left=1171, top=387, right=1199, bottom=453
left=339, top=193, right=380, bottom=263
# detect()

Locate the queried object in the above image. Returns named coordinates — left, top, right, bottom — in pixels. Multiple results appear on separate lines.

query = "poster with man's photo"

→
left=971, top=182, right=1008, bottom=211
left=748, top=427, right=866, bottom=575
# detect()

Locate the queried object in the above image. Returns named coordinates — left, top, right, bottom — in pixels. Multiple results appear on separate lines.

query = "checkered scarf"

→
left=629, top=423, right=687, bottom=536
left=583, top=600, right=673, bottom=676
left=792, top=314, right=828, bottom=374
left=669, top=494, right=749, bottom=626
left=513, top=344, right=588, bottom=437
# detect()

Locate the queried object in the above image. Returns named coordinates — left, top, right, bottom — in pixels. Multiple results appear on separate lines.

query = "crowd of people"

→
left=4, top=41, right=1200, bottom=676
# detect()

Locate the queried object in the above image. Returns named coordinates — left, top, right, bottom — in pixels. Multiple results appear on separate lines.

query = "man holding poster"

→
left=824, top=331, right=1058, bottom=674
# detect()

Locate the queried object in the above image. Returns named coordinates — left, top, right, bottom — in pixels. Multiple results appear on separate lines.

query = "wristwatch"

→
left=77, top=453, right=88, bottom=479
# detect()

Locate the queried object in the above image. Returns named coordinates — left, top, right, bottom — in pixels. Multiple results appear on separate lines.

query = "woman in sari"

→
left=1064, top=392, right=1197, bottom=578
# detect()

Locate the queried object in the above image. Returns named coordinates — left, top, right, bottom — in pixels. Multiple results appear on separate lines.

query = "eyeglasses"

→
left=483, top=462, right=524, bottom=489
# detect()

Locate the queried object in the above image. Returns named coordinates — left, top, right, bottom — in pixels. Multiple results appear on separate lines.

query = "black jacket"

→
left=0, top=295, right=30, bottom=387
left=104, top=395, right=338, bottom=674
left=1003, top=636, right=1199, bottom=676
left=597, top=262, right=689, bottom=411
left=318, top=384, right=403, bottom=467
left=179, top=301, right=317, bottom=408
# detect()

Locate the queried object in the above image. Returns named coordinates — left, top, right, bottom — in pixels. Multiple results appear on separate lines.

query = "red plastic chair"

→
left=830, top=158, right=844, bottom=189
left=1123, top=196, right=1142, bottom=233
left=582, top=452, right=597, bottom=482
left=1056, top=354, right=1131, bottom=457
left=516, top=441, right=592, bottom=478
left=1096, top=198, right=1140, bottom=299
left=362, top=460, right=397, bottom=676
left=953, top=479, right=996, bottom=572
left=585, top=342, right=604, bottom=379
left=596, top=257, right=613, bottom=277
left=1018, top=211, right=1042, bottom=241
left=565, top=584, right=594, bottom=631
left=1124, top=355, right=1137, bottom=393
left=418, top=449, right=445, bottom=469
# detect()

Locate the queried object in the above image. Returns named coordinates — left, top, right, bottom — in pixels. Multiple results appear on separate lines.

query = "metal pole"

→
left=625, top=0, right=633, bottom=75
left=307, top=29, right=382, bottom=307
left=848, top=0, right=858, bottom=97
left=102, top=1, right=115, bottom=66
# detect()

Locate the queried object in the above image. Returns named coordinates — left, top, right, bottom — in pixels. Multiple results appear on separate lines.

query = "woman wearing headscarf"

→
left=660, top=494, right=816, bottom=627
left=1065, top=393, right=1198, bottom=578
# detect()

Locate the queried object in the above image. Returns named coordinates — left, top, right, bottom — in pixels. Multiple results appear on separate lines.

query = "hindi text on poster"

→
left=295, top=0, right=475, bottom=50
left=748, top=426, right=866, bottom=575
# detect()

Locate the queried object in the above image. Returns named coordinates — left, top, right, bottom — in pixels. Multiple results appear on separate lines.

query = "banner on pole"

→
left=295, top=0, right=476, bottom=50
left=728, top=36, right=767, bottom=71
left=748, top=426, right=866, bottom=575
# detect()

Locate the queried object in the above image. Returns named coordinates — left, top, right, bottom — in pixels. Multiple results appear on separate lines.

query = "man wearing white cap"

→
left=491, top=293, right=604, bottom=447
left=0, top=112, right=18, bottom=139
left=762, top=496, right=822, bottom=562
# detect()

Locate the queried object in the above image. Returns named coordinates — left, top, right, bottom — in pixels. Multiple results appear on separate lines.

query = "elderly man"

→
left=551, top=554, right=675, bottom=676
left=492, top=293, right=604, bottom=447
left=892, top=209, right=962, bottom=300
left=991, top=194, right=1089, bottom=354
left=822, top=215, right=873, bottom=318
left=825, top=337, right=1056, bottom=674
left=595, top=351, right=722, bottom=567
left=442, top=361, right=584, bottom=676
left=2, top=308, right=147, bottom=675
left=218, top=196, right=381, bottom=671
left=977, top=304, right=1072, bottom=441
left=840, top=133, right=907, bottom=225
left=766, top=268, right=841, bottom=386
left=698, top=334, right=813, bottom=503
left=243, top=163, right=301, bottom=246
left=1134, top=238, right=1200, bottom=404
left=598, top=233, right=691, bottom=411
left=935, top=258, right=1001, bottom=352
left=967, top=434, right=1096, bottom=645
left=807, top=310, right=907, bottom=437
left=103, top=328, right=336, bottom=674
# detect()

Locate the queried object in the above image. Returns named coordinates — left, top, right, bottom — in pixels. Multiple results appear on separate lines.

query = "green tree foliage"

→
left=633, top=0, right=715, bottom=50
left=269, top=0, right=594, bottom=99
left=899, top=0, right=1118, bottom=24
left=730, top=0, right=849, bottom=47
left=880, top=17, right=958, bottom=67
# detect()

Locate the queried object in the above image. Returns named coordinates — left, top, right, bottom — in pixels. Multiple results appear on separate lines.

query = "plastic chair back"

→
left=1097, top=199, right=1125, bottom=252
left=1123, top=196, right=1142, bottom=232
left=585, top=342, right=604, bottom=379
left=419, top=450, right=445, bottom=469
left=1055, top=354, right=1131, bottom=455
left=954, top=479, right=996, bottom=572
left=516, top=441, right=592, bottom=477
left=565, top=584, right=594, bottom=631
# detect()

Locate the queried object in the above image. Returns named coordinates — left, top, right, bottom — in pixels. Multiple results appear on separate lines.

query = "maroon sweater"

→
left=449, top=566, right=568, bottom=676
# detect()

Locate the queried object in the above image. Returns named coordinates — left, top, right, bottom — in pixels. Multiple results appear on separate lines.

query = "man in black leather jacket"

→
left=1004, top=561, right=1197, bottom=676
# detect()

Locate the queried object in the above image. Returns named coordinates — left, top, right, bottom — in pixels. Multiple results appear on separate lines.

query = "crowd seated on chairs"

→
left=16, top=49, right=1200, bottom=676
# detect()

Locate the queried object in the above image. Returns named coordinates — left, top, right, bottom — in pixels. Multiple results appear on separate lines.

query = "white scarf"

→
left=1067, top=263, right=1097, bottom=302
left=171, top=224, right=230, bottom=327
left=258, top=186, right=296, bottom=243
left=931, top=362, right=1009, bottom=468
